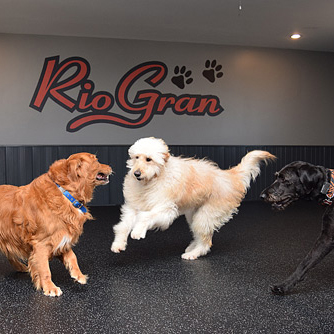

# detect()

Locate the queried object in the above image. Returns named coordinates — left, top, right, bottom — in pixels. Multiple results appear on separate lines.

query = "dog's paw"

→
left=72, top=273, right=88, bottom=285
left=181, top=252, right=198, bottom=260
left=43, top=285, right=63, bottom=297
left=111, top=242, right=127, bottom=253
left=270, top=284, right=287, bottom=295
left=182, top=244, right=210, bottom=260
left=130, top=229, right=147, bottom=240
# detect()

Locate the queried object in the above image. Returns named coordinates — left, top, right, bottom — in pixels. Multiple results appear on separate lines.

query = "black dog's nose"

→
left=260, top=192, right=267, bottom=200
left=134, top=170, right=141, bottom=178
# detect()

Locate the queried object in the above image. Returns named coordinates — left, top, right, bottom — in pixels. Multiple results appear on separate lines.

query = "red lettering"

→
left=30, top=57, right=224, bottom=132
left=91, top=95, right=113, bottom=111
left=198, top=98, right=222, bottom=115
left=175, top=97, right=191, bottom=113
left=76, top=80, right=114, bottom=112
left=172, top=95, right=223, bottom=116
left=77, top=82, right=93, bottom=110
left=157, top=96, right=176, bottom=113
left=30, top=56, right=90, bottom=112
left=116, top=62, right=166, bottom=111
left=67, top=62, right=168, bottom=131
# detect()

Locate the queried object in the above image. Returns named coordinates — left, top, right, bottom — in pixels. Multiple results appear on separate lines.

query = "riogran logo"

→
left=30, top=56, right=224, bottom=132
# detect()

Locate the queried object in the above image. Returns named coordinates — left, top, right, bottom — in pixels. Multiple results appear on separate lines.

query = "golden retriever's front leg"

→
left=60, top=249, right=88, bottom=284
left=28, top=245, right=62, bottom=297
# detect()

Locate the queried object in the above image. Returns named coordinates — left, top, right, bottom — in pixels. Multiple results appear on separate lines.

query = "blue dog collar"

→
left=56, top=183, right=87, bottom=213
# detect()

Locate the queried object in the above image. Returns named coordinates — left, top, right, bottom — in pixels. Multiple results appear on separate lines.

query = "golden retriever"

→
left=111, top=137, right=275, bottom=260
left=0, top=152, right=111, bottom=296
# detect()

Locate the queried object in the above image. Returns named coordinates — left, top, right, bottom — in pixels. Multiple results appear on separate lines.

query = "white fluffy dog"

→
left=111, top=137, right=275, bottom=260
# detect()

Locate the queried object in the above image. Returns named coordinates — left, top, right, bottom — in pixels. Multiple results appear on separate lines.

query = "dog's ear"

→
left=157, top=138, right=170, bottom=162
left=67, top=156, right=83, bottom=182
left=48, top=159, right=68, bottom=184
left=299, top=165, right=321, bottom=194
left=164, top=152, right=170, bottom=162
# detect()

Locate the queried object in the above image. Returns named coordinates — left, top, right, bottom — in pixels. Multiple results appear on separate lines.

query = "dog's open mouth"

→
left=96, top=173, right=109, bottom=184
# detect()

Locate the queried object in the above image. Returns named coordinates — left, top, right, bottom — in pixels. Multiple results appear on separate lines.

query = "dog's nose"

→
left=134, top=170, right=141, bottom=178
left=260, top=192, right=267, bottom=200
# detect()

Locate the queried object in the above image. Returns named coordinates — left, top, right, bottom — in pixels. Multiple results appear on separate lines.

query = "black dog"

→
left=261, top=161, right=334, bottom=295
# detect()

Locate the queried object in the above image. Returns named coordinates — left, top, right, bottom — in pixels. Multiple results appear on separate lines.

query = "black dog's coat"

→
left=261, top=161, right=334, bottom=295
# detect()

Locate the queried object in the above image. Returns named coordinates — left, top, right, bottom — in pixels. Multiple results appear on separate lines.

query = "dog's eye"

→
left=135, top=156, right=139, bottom=159
left=146, top=158, right=152, bottom=162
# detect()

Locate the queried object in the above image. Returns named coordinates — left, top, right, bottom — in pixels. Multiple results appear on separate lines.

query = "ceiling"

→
left=1, top=0, right=333, bottom=52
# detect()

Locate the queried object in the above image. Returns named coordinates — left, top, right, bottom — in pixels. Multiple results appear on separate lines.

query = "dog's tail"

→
left=232, top=150, right=276, bottom=190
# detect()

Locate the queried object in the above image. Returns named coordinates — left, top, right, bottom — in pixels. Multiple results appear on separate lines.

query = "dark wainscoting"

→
left=1, top=145, right=333, bottom=205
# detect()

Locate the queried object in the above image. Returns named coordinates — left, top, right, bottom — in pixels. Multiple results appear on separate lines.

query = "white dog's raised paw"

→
left=111, top=242, right=127, bottom=253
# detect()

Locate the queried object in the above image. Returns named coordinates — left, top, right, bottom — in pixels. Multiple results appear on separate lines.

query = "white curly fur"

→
left=111, top=137, right=275, bottom=260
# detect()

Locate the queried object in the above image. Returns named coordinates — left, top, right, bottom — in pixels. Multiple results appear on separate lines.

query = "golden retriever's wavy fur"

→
left=0, top=152, right=111, bottom=297
left=111, top=137, right=275, bottom=260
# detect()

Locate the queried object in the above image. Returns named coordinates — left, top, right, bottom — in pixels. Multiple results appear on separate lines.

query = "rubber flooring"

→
left=1, top=201, right=334, bottom=334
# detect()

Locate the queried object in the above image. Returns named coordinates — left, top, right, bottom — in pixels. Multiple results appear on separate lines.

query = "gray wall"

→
left=1, top=33, right=334, bottom=146
left=1, top=33, right=334, bottom=205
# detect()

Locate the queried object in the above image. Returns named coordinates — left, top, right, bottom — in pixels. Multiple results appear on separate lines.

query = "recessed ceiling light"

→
left=291, top=33, right=302, bottom=39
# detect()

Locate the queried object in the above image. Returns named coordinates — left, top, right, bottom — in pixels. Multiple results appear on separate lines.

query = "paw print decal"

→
left=171, top=66, right=193, bottom=89
left=202, top=60, right=223, bottom=83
